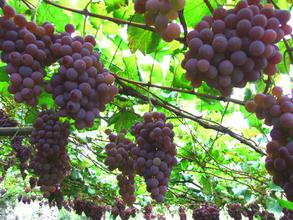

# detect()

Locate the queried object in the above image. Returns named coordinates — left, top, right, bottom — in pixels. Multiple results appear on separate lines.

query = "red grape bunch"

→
left=242, top=204, right=259, bottom=220
left=227, top=203, right=243, bottom=220
left=192, top=203, right=220, bottom=220
left=73, top=197, right=104, bottom=220
left=179, top=206, right=187, bottom=220
left=29, top=109, right=71, bottom=200
left=111, top=198, right=136, bottom=220
left=134, top=0, right=184, bottom=42
left=245, top=87, right=293, bottom=200
left=0, top=109, right=31, bottom=178
left=46, top=25, right=119, bottom=129
left=259, top=210, right=275, bottom=220
left=280, top=208, right=293, bottom=220
left=182, top=0, right=291, bottom=96
left=131, top=112, right=177, bottom=203
left=104, top=130, right=138, bottom=206
left=0, top=4, right=59, bottom=105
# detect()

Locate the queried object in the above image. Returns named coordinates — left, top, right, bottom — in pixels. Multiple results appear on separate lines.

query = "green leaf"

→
left=127, top=16, right=161, bottom=54
left=108, top=110, right=141, bottom=131
left=0, top=66, right=9, bottom=82
left=278, top=199, right=293, bottom=211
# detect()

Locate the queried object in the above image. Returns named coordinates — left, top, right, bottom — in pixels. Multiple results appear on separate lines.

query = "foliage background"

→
left=0, top=0, right=292, bottom=218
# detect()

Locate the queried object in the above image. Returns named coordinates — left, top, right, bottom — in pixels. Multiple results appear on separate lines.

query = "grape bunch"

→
left=111, top=198, right=136, bottom=220
left=259, top=210, right=275, bottom=220
left=29, top=109, right=71, bottom=199
left=280, top=208, right=293, bottom=220
left=73, top=197, right=104, bottom=220
left=192, top=203, right=220, bottom=220
left=134, top=0, right=184, bottom=42
left=242, top=204, right=259, bottom=220
left=179, top=206, right=187, bottom=220
left=227, top=203, right=243, bottom=220
left=46, top=25, right=118, bottom=129
left=0, top=4, right=57, bottom=105
left=104, top=131, right=138, bottom=206
left=245, top=87, right=293, bottom=200
left=143, top=204, right=155, bottom=220
left=0, top=109, right=31, bottom=178
left=131, top=112, right=177, bottom=203
left=182, top=0, right=291, bottom=96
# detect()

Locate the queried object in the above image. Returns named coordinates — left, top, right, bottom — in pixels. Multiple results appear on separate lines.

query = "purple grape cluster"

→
left=131, top=112, right=177, bottom=203
left=73, top=198, right=104, bottom=220
left=280, top=208, right=293, bottom=220
left=179, top=206, right=187, bottom=220
left=259, top=210, right=275, bottom=220
left=192, top=203, right=220, bottom=220
left=0, top=5, right=58, bottom=105
left=143, top=204, right=155, bottom=220
left=29, top=109, right=71, bottom=199
left=242, top=204, right=259, bottom=220
left=0, top=3, right=119, bottom=129
left=46, top=25, right=118, bottom=129
left=111, top=198, right=136, bottom=220
left=245, top=87, right=293, bottom=201
left=227, top=203, right=243, bottom=220
left=134, top=0, right=183, bottom=42
left=182, top=0, right=291, bottom=96
left=0, top=109, right=31, bottom=178
left=104, top=131, right=138, bottom=206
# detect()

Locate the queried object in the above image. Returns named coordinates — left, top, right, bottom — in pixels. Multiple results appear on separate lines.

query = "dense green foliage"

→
left=0, top=0, right=292, bottom=219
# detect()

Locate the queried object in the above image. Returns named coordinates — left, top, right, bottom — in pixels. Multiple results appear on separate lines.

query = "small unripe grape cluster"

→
left=131, top=112, right=177, bottom=203
left=227, top=203, right=243, bottom=220
left=29, top=109, right=71, bottom=199
left=104, top=130, right=138, bottom=206
left=192, top=203, right=220, bottom=220
left=182, top=0, right=291, bottom=96
left=134, top=0, right=184, bottom=42
left=245, top=87, right=293, bottom=200
left=46, top=25, right=118, bottom=129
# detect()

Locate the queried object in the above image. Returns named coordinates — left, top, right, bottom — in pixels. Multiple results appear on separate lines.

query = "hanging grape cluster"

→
left=0, top=5, right=57, bottom=105
left=46, top=25, right=118, bottom=129
left=245, top=87, right=293, bottom=201
left=192, top=203, right=220, bottom=220
left=179, top=206, right=187, bottom=220
left=131, top=112, right=177, bottom=203
left=242, top=204, right=259, bottom=220
left=0, top=109, right=31, bottom=178
left=182, top=0, right=291, bottom=96
left=259, top=210, right=275, bottom=220
left=29, top=109, right=71, bottom=201
left=134, top=0, right=184, bottom=42
left=111, top=198, right=136, bottom=220
left=280, top=208, right=293, bottom=220
left=73, top=198, right=104, bottom=220
left=0, top=3, right=119, bottom=129
left=227, top=203, right=243, bottom=220
left=143, top=204, right=155, bottom=220
left=104, top=131, right=138, bottom=206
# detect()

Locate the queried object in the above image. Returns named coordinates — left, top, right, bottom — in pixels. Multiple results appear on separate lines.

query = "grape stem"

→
left=0, top=127, right=33, bottom=136
left=263, top=76, right=272, bottom=94
left=113, top=73, right=245, bottom=105
left=117, top=79, right=266, bottom=155
left=203, top=0, right=214, bottom=13
left=43, top=0, right=155, bottom=32
left=178, top=10, right=188, bottom=47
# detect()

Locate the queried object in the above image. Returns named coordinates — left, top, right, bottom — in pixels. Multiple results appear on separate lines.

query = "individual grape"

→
left=162, top=23, right=181, bottom=42
left=3, top=5, right=16, bottom=18
left=230, top=51, right=247, bottom=66
left=212, top=20, right=225, bottom=34
left=249, top=40, right=265, bottom=56
left=212, top=36, right=228, bottom=53
left=227, top=37, right=242, bottom=52
left=262, top=29, right=277, bottom=44
left=198, top=44, right=214, bottom=60
left=236, top=19, right=252, bottom=36
left=249, top=25, right=264, bottom=40
left=197, top=59, right=210, bottom=72
left=219, top=60, right=233, bottom=75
